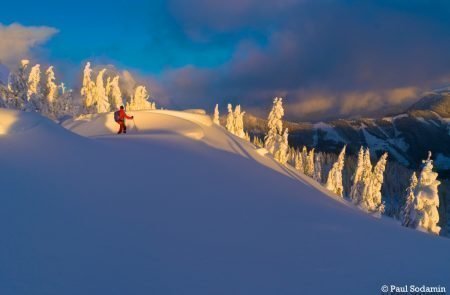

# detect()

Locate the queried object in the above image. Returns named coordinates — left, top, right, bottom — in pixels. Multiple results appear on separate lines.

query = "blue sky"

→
left=1, top=0, right=450, bottom=120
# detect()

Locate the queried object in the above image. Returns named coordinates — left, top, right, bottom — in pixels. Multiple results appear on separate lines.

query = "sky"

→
left=0, top=0, right=449, bottom=121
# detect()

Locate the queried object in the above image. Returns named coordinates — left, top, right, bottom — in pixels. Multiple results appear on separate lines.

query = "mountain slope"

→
left=0, top=109, right=449, bottom=294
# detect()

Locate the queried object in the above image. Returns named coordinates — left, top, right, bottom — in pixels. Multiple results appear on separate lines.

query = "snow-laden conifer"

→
left=264, top=97, right=284, bottom=155
left=226, top=104, right=235, bottom=134
left=7, top=59, right=29, bottom=109
left=325, top=146, right=346, bottom=197
left=234, top=105, right=246, bottom=138
left=360, top=153, right=388, bottom=214
left=305, top=148, right=315, bottom=177
left=107, top=76, right=123, bottom=111
left=350, top=147, right=365, bottom=202
left=400, top=172, right=418, bottom=227
left=95, top=69, right=110, bottom=113
left=213, top=104, right=220, bottom=125
left=127, top=85, right=153, bottom=111
left=81, top=62, right=96, bottom=113
left=409, top=152, right=441, bottom=235
left=274, top=128, right=289, bottom=165
left=295, top=150, right=304, bottom=173
left=313, top=152, right=322, bottom=183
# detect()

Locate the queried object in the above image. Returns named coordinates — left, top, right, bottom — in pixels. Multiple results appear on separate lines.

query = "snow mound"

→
left=0, top=109, right=45, bottom=135
left=1, top=108, right=450, bottom=294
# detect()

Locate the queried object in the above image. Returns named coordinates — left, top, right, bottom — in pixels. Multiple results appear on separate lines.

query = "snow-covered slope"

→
left=1, top=109, right=450, bottom=294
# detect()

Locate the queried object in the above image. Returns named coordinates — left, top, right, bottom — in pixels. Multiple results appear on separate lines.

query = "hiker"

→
left=114, top=106, right=134, bottom=134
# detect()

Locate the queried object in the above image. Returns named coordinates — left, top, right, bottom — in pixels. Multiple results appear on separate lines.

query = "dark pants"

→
left=118, top=120, right=127, bottom=134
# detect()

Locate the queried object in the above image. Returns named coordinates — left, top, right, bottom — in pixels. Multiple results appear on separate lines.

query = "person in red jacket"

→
left=117, top=106, right=134, bottom=134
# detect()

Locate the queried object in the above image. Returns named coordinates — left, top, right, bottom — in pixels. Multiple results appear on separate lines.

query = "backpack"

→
left=114, top=111, right=121, bottom=122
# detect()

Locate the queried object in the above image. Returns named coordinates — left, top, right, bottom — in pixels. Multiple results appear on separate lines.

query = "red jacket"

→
left=119, top=109, right=133, bottom=120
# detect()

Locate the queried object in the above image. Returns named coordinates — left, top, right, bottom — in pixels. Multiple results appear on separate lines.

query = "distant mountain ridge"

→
left=244, top=89, right=450, bottom=173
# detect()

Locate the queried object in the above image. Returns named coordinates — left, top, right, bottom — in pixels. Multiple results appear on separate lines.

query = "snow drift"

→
left=1, top=108, right=450, bottom=294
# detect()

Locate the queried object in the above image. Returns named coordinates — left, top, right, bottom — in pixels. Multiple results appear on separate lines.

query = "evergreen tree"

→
left=409, top=152, right=441, bottom=235
left=213, top=104, right=220, bottom=125
left=274, top=128, right=289, bottom=165
left=264, top=97, right=284, bottom=155
left=95, top=69, right=110, bottom=113
left=305, top=148, right=315, bottom=177
left=361, top=153, right=388, bottom=214
left=325, top=146, right=346, bottom=197
left=313, top=152, right=323, bottom=183
left=107, top=76, right=123, bottom=111
left=400, top=172, right=418, bottom=227
left=234, top=105, right=246, bottom=138
left=350, top=147, right=365, bottom=202
left=81, top=62, right=96, bottom=113
left=301, top=146, right=308, bottom=172
left=226, top=104, right=235, bottom=134
left=126, top=85, right=153, bottom=111
left=295, top=150, right=304, bottom=173
left=7, top=59, right=29, bottom=110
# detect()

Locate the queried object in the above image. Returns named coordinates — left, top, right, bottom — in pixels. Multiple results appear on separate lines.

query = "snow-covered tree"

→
left=408, top=152, right=441, bottom=235
left=44, top=66, right=58, bottom=105
left=274, top=128, right=289, bottom=165
left=81, top=62, right=96, bottom=113
left=213, top=104, right=220, bottom=125
left=226, top=104, right=235, bottom=134
left=360, top=153, right=388, bottom=214
left=126, top=85, right=154, bottom=111
left=95, top=69, right=110, bottom=113
left=305, top=148, right=315, bottom=177
left=252, top=136, right=264, bottom=148
left=107, top=76, right=123, bottom=111
left=7, top=59, right=29, bottom=109
left=264, top=97, right=284, bottom=155
left=301, top=146, right=308, bottom=171
left=400, top=172, right=418, bottom=227
left=295, top=150, right=304, bottom=173
left=325, top=146, right=346, bottom=197
left=350, top=147, right=365, bottom=202
left=234, top=105, right=246, bottom=138
left=313, top=152, right=323, bottom=183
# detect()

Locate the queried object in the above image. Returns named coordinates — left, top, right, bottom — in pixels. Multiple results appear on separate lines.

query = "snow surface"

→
left=1, top=108, right=450, bottom=294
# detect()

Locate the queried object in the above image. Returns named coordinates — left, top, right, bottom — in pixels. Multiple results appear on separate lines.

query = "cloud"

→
left=147, top=0, right=450, bottom=120
left=0, top=23, right=58, bottom=67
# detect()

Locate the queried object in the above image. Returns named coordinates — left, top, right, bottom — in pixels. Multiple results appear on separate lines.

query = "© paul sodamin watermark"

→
left=381, top=284, right=446, bottom=294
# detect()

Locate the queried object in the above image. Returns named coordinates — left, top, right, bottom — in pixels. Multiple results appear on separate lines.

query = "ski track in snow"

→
left=1, top=109, right=450, bottom=294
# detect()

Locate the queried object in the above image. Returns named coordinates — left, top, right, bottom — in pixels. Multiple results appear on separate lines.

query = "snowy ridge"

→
left=1, top=108, right=450, bottom=294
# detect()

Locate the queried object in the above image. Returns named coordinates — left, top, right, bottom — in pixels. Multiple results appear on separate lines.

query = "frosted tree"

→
left=81, top=62, right=96, bottom=113
left=127, top=85, right=153, bottom=111
left=301, top=146, right=308, bottom=171
left=295, top=150, right=304, bottom=173
left=313, top=152, right=323, bottom=183
left=350, top=147, right=365, bottom=202
left=409, top=152, right=441, bottom=235
left=305, top=148, right=315, bottom=177
left=41, top=66, right=59, bottom=117
left=360, top=153, right=388, bottom=214
left=252, top=136, right=264, bottom=148
left=325, top=146, right=346, bottom=197
left=274, top=128, right=289, bottom=165
left=234, top=105, right=246, bottom=138
left=400, top=172, right=418, bottom=227
left=226, top=104, right=235, bottom=134
left=95, top=69, right=110, bottom=113
left=107, top=76, right=123, bottom=110
left=264, top=97, right=284, bottom=155
left=7, top=59, right=29, bottom=109
left=213, top=104, right=220, bottom=125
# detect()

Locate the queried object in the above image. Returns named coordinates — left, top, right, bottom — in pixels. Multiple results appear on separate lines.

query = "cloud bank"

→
left=151, top=0, right=450, bottom=120
left=0, top=23, right=58, bottom=68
